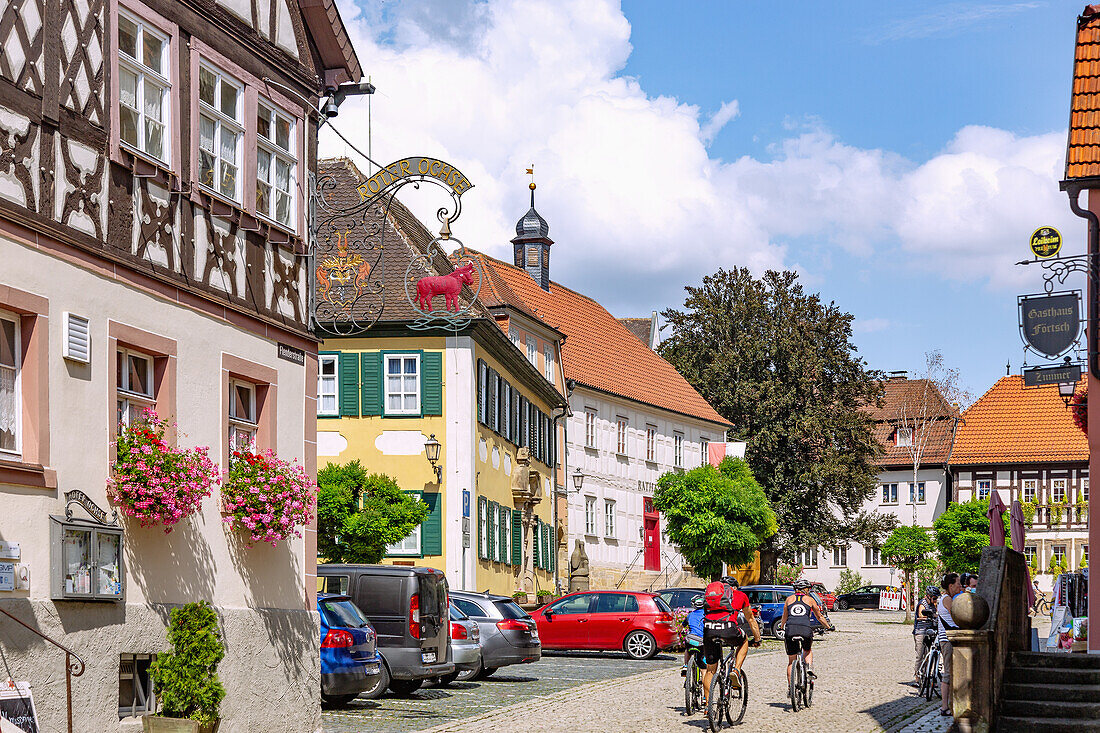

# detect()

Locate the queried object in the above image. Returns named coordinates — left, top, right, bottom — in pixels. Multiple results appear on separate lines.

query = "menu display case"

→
left=49, top=516, right=124, bottom=601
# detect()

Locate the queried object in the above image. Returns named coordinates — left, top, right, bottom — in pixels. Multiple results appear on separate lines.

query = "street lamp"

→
left=1059, top=380, right=1078, bottom=409
left=572, top=468, right=584, bottom=492
left=424, top=434, right=442, bottom=483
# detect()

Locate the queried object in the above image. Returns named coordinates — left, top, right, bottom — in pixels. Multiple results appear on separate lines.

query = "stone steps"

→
left=1000, top=699, right=1100, bottom=719
left=1002, top=681, right=1100, bottom=702
left=1003, top=665, right=1100, bottom=685
left=997, top=716, right=1100, bottom=732
left=998, top=653, right=1100, bottom=730
left=1008, top=651, right=1100, bottom=669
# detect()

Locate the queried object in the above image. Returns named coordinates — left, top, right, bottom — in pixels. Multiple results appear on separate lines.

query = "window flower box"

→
left=221, top=448, right=314, bottom=547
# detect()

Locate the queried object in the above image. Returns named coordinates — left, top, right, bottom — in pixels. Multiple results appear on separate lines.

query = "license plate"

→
left=364, top=663, right=381, bottom=675
left=421, top=651, right=437, bottom=664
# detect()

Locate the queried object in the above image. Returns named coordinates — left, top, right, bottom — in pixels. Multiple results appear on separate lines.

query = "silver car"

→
left=434, top=602, right=482, bottom=686
left=450, top=591, right=541, bottom=679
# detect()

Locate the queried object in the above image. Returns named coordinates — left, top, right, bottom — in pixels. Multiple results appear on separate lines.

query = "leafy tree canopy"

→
left=653, top=457, right=777, bottom=581
left=932, top=499, right=1011, bottom=575
left=659, top=268, right=892, bottom=566
left=882, top=524, right=936, bottom=622
left=318, top=460, right=430, bottom=564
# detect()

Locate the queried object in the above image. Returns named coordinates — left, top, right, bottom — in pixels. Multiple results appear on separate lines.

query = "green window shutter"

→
left=422, top=351, right=443, bottom=416
left=544, top=522, right=551, bottom=571
left=360, top=352, right=383, bottom=416
left=549, top=523, right=555, bottom=573
left=490, top=501, right=499, bottom=561
left=533, top=519, right=540, bottom=569
left=478, top=496, right=487, bottom=560
left=499, top=505, right=509, bottom=565
left=512, top=509, right=522, bottom=567
left=421, top=492, right=442, bottom=556
left=338, top=352, right=360, bottom=416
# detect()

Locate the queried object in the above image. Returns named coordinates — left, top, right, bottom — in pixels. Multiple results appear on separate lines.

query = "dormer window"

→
left=895, top=427, right=913, bottom=447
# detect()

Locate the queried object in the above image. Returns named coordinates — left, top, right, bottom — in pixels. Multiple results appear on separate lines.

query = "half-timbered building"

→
left=951, top=376, right=1088, bottom=594
left=0, top=0, right=360, bottom=729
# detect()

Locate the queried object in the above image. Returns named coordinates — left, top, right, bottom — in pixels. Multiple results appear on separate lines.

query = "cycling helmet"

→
left=926, top=585, right=941, bottom=598
left=792, top=579, right=810, bottom=591
left=720, top=575, right=740, bottom=588
left=692, top=596, right=705, bottom=609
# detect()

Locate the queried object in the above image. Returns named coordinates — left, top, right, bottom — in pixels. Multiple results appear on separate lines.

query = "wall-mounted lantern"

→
left=571, top=468, right=584, bottom=493
left=424, top=434, right=442, bottom=483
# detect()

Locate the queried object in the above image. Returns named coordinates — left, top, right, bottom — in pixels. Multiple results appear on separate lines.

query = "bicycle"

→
left=706, top=642, right=749, bottom=731
left=1030, top=592, right=1052, bottom=616
left=787, top=635, right=812, bottom=712
left=916, top=632, right=941, bottom=701
left=684, top=646, right=705, bottom=715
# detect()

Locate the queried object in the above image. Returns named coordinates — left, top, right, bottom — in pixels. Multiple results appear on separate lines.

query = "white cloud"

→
left=324, top=0, right=1077, bottom=315
left=870, top=3, right=1044, bottom=44
left=701, top=100, right=740, bottom=144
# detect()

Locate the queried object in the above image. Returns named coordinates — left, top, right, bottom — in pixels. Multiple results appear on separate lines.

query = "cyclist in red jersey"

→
left=702, top=576, right=761, bottom=704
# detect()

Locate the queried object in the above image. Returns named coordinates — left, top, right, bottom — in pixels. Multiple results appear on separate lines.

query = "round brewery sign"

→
left=1029, top=227, right=1062, bottom=259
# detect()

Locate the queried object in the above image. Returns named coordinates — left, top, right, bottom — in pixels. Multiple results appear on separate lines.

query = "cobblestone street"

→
left=323, top=611, right=951, bottom=733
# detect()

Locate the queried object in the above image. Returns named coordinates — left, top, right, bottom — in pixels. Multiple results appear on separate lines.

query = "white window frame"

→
left=317, top=354, right=339, bottom=416
left=197, top=61, right=244, bottom=202
left=896, top=427, right=913, bottom=447
left=584, top=496, right=597, bottom=536
left=117, top=11, right=171, bottom=165
left=478, top=498, right=488, bottom=560
left=116, top=347, right=155, bottom=429
left=1022, top=479, right=1037, bottom=503
left=646, top=425, right=657, bottom=462
left=544, top=345, right=554, bottom=382
left=0, top=310, right=20, bottom=457
left=977, top=480, right=991, bottom=500
left=910, top=481, right=926, bottom=504
left=526, top=336, right=537, bottom=366
left=700, top=438, right=710, bottom=467
left=228, top=378, right=257, bottom=452
left=585, top=409, right=597, bottom=449
left=865, top=545, right=882, bottom=567
left=1084, top=477, right=1090, bottom=503
left=616, top=417, right=628, bottom=456
left=802, top=548, right=818, bottom=567
left=604, top=499, right=616, bottom=538
left=386, top=491, right=423, bottom=556
left=832, top=545, right=847, bottom=567
left=384, top=353, right=421, bottom=416
left=510, top=328, right=521, bottom=349
left=1083, top=545, right=1090, bottom=568
left=501, top=508, right=511, bottom=564
left=491, top=503, right=500, bottom=562
left=1023, top=545, right=1036, bottom=567
left=882, top=483, right=898, bottom=505
left=674, top=432, right=684, bottom=468
left=255, top=98, right=297, bottom=231
left=1052, top=544, right=1067, bottom=565
left=1052, top=478, right=1068, bottom=504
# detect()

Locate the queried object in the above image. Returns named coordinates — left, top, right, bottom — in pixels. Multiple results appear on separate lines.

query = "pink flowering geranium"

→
left=221, top=447, right=315, bottom=547
left=108, top=410, right=218, bottom=532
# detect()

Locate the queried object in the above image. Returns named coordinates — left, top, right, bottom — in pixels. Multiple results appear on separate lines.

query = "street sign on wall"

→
left=1019, top=291, right=1082, bottom=358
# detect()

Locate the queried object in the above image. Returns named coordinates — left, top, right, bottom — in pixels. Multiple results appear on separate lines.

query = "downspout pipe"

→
left=551, top=406, right=567, bottom=595
left=1067, top=185, right=1100, bottom=379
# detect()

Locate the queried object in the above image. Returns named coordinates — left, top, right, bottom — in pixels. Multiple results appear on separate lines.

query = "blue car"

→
left=741, top=585, right=823, bottom=640
left=319, top=593, right=383, bottom=706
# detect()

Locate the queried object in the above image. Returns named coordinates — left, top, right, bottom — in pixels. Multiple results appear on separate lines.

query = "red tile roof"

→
left=864, top=378, right=959, bottom=468
left=952, top=376, right=1088, bottom=465
left=473, top=253, right=731, bottom=427
left=1066, top=5, right=1100, bottom=180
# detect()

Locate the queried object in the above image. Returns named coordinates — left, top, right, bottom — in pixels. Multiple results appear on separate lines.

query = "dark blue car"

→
left=742, top=585, right=823, bottom=640
left=319, top=593, right=383, bottom=706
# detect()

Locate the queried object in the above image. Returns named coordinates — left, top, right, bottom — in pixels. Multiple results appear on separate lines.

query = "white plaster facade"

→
left=803, top=467, right=950, bottom=592
left=566, top=388, right=724, bottom=590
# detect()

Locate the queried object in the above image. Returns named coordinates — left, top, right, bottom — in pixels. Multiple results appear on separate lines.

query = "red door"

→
left=643, top=499, right=660, bottom=572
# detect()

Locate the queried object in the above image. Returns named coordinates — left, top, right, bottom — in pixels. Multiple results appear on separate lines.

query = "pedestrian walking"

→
left=937, top=573, right=963, bottom=717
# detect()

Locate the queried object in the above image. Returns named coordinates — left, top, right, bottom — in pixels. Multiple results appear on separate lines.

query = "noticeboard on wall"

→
left=49, top=517, right=124, bottom=602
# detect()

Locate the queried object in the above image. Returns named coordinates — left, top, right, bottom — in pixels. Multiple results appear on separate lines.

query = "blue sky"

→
left=329, top=1, right=1089, bottom=400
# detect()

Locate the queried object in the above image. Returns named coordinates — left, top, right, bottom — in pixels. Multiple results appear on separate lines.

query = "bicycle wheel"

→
left=1038, top=599, right=1052, bottom=615
left=790, top=660, right=803, bottom=712
left=685, top=654, right=697, bottom=715
left=727, top=667, right=747, bottom=725
left=804, top=662, right=813, bottom=708
left=708, top=672, right=725, bottom=732
left=924, top=652, right=938, bottom=701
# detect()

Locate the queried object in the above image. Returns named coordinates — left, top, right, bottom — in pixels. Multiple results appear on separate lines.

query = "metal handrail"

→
left=0, top=607, right=85, bottom=733
left=615, top=548, right=645, bottom=589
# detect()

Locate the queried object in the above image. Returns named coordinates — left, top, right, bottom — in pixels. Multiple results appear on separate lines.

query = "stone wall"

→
left=0, top=599, right=319, bottom=733
left=585, top=564, right=705, bottom=593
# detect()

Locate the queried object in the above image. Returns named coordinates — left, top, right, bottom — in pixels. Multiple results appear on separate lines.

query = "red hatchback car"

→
left=530, top=590, right=678, bottom=659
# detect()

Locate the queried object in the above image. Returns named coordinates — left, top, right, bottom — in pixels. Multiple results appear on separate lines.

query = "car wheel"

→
left=321, top=693, right=359, bottom=708
left=771, top=620, right=785, bottom=640
left=388, top=679, right=423, bottom=697
left=456, top=658, right=482, bottom=682
left=361, top=662, right=390, bottom=700
left=477, top=666, right=498, bottom=679
left=624, top=630, right=658, bottom=660
left=837, top=600, right=849, bottom=611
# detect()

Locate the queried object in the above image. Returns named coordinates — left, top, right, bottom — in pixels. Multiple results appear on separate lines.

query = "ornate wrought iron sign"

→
left=63, top=489, right=119, bottom=526
left=404, top=225, right=484, bottom=331
left=1018, top=291, right=1083, bottom=359
left=311, top=156, right=475, bottom=335
left=1024, top=363, right=1082, bottom=388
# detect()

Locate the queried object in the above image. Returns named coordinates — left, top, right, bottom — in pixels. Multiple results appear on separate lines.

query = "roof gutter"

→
left=1065, top=184, right=1100, bottom=381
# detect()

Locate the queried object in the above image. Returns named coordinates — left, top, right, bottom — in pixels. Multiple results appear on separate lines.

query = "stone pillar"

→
left=948, top=591, right=992, bottom=733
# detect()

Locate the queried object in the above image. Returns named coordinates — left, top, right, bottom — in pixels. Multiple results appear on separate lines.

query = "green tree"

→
left=653, top=457, right=777, bottom=581
left=317, top=461, right=430, bottom=563
left=149, top=601, right=225, bottom=727
left=932, top=499, right=1011, bottom=575
left=882, top=525, right=936, bottom=623
left=835, top=568, right=866, bottom=595
left=660, top=268, right=893, bottom=577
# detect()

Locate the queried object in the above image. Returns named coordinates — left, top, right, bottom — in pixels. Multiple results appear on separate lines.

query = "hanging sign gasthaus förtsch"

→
left=1018, top=291, right=1083, bottom=359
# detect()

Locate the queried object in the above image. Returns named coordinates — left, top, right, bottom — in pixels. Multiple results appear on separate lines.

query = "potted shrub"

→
left=535, top=590, right=554, bottom=605
left=108, top=410, right=218, bottom=532
left=221, top=448, right=315, bottom=547
left=146, top=601, right=224, bottom=733
left=512, top=591, right=528, bottom=604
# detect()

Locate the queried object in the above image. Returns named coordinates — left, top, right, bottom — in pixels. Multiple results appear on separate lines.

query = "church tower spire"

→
left=512, top=167, right=553, bottom=291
